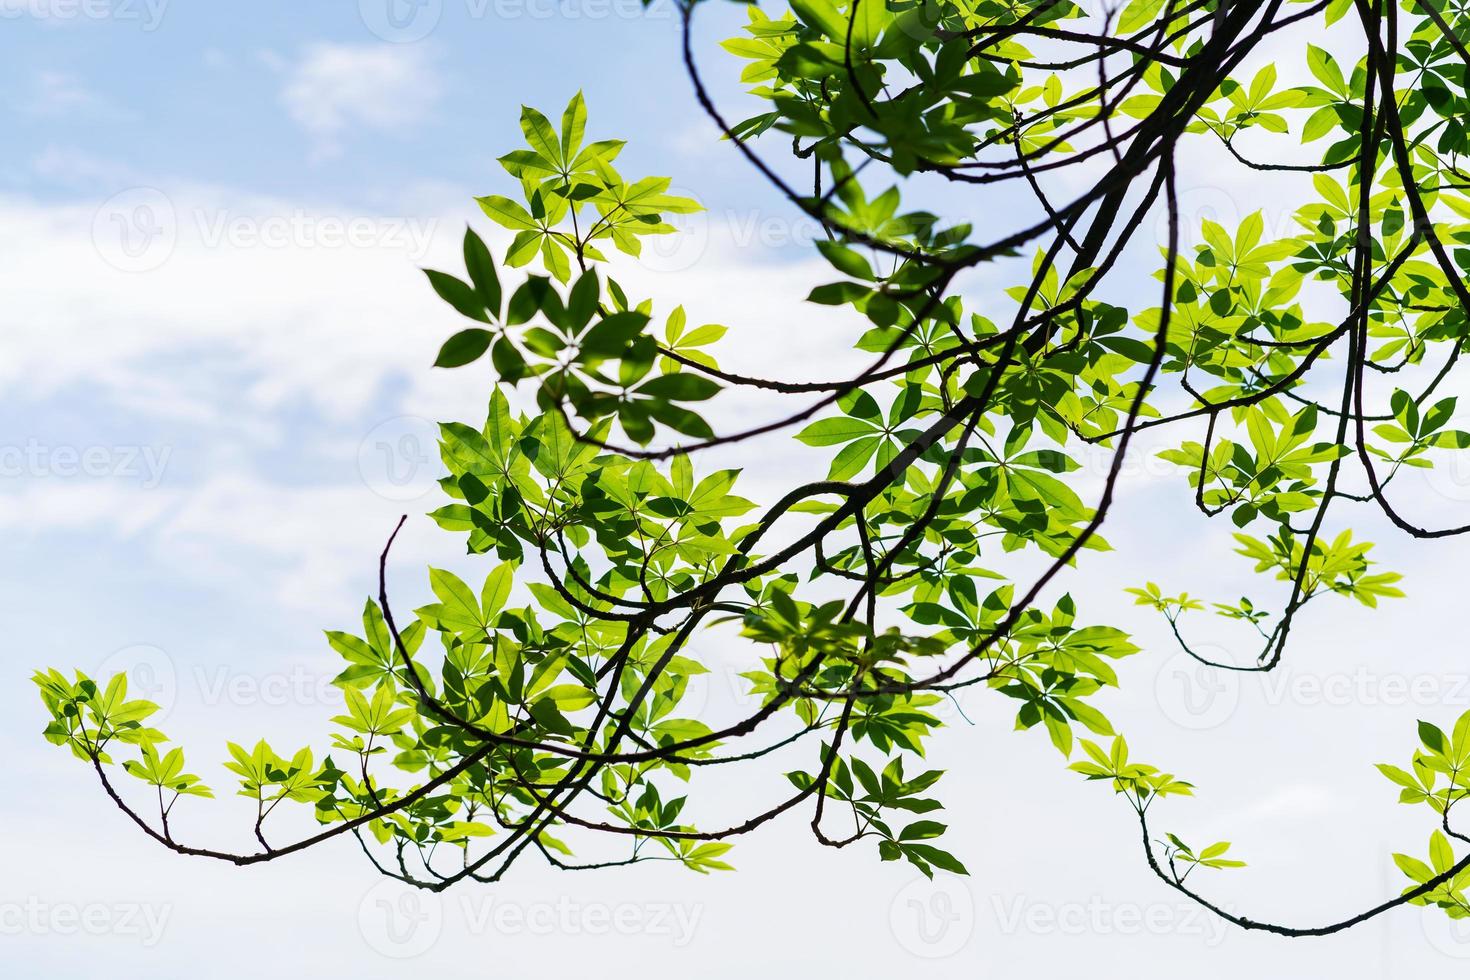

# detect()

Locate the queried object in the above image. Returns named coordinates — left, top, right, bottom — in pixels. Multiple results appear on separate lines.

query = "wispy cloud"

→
left=21, top=70, right=102, bottom=116
left=277, top=43, right=441, bottom=161
left=0, top=180, right=838, bottom=609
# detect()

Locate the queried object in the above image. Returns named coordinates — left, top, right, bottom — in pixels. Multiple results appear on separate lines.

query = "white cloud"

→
left=21, top=70, right=100, bottom=116
left=201, top=46, right=231, bottom=70
left=0, top=181, right=852, bottom=422
left=0, top=183, right=843, bottom=611
left=7, top=163, right=1470, bottom=980
left=0, top=188, right=448, bottom=421
left=278, top=43, right=441, bottom=160
left=28, top=145, right=140, bottom=191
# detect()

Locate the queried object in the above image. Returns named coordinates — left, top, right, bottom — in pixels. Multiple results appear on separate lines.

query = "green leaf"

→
left=520, top=105, right=563, bottom=169
left=796, top=417, right=880, bottom=446
left=561, top=92, right=587, bottom=163
left=425, top=270, right=489, bottom=323
left=477, top=195, right=539, bottom=232
left=435, top=328, right=493, bottom=368
left=463, top=227, right=502, bottom=318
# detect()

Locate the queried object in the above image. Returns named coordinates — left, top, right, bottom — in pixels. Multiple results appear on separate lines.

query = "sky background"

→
left=5, top=2, right=1470, bottom=977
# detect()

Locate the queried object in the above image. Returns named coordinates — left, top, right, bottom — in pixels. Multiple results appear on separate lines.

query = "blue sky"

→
left=3, top=1, right=768, bottom=205
left=5, top=3, right=1470, bottom=978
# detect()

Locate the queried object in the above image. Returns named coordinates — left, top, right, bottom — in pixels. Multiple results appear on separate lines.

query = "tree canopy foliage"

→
left=35, top=0, right=1470, bottom=937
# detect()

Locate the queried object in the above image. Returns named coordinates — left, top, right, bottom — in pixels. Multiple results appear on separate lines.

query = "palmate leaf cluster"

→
left=30, top=0, right=1470, bottom=930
